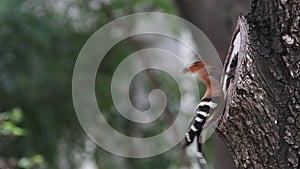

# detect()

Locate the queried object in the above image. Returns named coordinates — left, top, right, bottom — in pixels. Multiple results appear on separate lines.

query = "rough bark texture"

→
left=218, top=0, right=300, bottom=169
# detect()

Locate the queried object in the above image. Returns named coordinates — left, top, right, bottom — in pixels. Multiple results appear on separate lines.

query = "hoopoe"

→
left=183, top=61, right=224, bottom=169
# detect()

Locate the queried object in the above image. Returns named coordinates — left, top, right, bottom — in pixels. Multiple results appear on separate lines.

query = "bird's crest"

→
left=183, top=61, right=217, bottom=74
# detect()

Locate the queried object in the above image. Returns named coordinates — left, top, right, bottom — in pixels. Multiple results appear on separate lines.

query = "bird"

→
left=182, top=61, right=224, bottom=169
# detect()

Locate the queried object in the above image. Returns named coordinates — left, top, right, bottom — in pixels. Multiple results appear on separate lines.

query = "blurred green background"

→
left=0, top=0, right=249, bottom=168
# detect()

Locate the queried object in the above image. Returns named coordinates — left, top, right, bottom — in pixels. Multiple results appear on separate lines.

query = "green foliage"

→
left=0, top=0, right=200, bottom=169
left=0, top=108, right=27, bottom=136
left=18, top=155, right=45, bottom=169
left=0, top=108, right=45, bottom=169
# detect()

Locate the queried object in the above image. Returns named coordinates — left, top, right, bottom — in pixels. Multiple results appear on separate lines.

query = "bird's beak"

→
left=182, top=67, right=190, bottom=73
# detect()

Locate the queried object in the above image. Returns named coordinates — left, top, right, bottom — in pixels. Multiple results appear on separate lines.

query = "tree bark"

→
left=218, top=0, right=300, bottom=169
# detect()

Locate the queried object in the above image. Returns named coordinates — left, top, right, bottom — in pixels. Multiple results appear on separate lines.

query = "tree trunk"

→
left=219, top=0, right=300, bottom=169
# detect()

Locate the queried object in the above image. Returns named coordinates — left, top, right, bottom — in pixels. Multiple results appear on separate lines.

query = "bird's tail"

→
left=196, top=136, right=209, bottom=169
